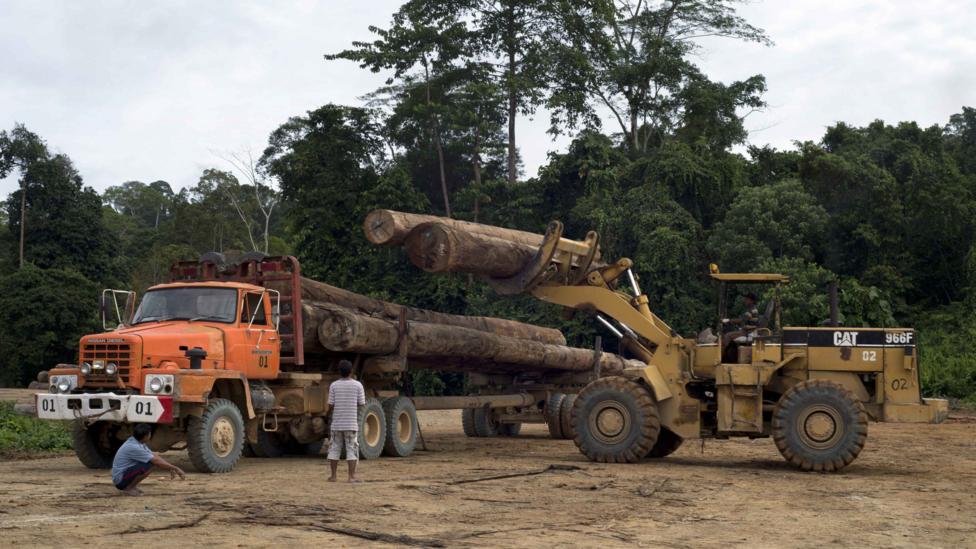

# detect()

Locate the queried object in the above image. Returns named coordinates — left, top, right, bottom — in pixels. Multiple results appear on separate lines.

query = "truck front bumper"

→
left=35, top=392, right=174, bottom=423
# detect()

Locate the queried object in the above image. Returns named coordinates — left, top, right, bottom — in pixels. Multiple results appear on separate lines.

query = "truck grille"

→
left=82, top=343, right=132, bottom=385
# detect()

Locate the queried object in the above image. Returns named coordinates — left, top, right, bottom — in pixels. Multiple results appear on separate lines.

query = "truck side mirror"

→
left=101, top=289, right=136, bottom=330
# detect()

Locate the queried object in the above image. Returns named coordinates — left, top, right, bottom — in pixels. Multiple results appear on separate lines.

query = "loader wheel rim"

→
left=211, top=417, right=236, bottom=458
left=797, top=405, right=842, bottom=449
left=397, top=411, right=413, bottom=443
left=590, top=400, right=630, bottom=444
left=365, top=412, right=381, bottom=447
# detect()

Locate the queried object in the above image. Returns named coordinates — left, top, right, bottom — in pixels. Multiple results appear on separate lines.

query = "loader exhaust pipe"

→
left=828, top=282, right=839, bottom=327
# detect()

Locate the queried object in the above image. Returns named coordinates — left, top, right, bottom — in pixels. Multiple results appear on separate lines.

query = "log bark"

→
left=316, top=307, right=640, bottom=375
left=404, top=222, right=536, bottom=278
left=300, top=277, right=565, bottom=345
left=363, top=209, right=547, bottom=248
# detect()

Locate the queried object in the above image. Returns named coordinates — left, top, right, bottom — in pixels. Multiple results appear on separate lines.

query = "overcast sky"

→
left=1, top=0, right=973, bottom=196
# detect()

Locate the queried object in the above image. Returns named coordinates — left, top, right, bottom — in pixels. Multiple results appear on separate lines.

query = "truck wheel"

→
left=251, top=429, right=287, bottom=458
left=358, top=398, right=387, bottom=460
left=497, top=422, right=522, bottom=437
left=382, top=396, right=418, bottom=457
left=546, top=393, right=566, bottom=439
left=187, top=398, right=244, bottom=473
left=772, top=380, right=868, bottom=472
left=559, top=394, right=577, bottom=440
left=646, top=427, right=683, bottom=458
left=472, top=407, right=499, bottom=437
left=571, top=376, right=660, bottom=463
left=461, top=408, right=478, bottom=437
left=71, top=421, right=121, bottom=469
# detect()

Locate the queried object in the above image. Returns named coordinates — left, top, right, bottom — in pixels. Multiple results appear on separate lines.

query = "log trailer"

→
left=373, top=211, right=950, bottom=472
left=33, top=255, right=621, bottom=473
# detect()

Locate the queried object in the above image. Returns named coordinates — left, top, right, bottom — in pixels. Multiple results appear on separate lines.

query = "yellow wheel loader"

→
left=490, top=221, right=947, bottom=472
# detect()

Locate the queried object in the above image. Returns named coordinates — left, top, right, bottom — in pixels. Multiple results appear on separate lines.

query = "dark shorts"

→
left=114, top=462, right=152, bottom=490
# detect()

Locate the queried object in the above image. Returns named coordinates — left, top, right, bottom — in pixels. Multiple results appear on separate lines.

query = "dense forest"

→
left=1, top=1, right=974, bottom=403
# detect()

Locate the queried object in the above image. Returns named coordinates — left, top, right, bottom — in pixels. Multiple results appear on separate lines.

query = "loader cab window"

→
left=132, top=287, right=237, bottom=324
left=241, top=292, right=267, bottom=325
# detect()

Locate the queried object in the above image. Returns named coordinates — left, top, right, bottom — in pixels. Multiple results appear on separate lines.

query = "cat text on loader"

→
left=377, top=212, right=949, bottom=472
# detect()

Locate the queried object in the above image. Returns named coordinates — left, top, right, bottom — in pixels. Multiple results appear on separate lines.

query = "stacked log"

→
left=314, top=305, right=642, bottom=376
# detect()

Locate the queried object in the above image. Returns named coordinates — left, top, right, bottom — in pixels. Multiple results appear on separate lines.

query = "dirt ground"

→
left=1, top=406, right=974, bottom=548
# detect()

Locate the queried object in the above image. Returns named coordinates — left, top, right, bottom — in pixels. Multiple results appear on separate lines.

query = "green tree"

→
left=0, top=125, right=112, bottom=283
left=708, top=179, right=828, bottom=272
left=546, top=0, right=768, bottom=155
left=0, top=265, right=98, bottom=386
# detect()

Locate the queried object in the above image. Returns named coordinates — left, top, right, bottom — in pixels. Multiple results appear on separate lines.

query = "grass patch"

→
left=0, top=401, right=72, bottom=457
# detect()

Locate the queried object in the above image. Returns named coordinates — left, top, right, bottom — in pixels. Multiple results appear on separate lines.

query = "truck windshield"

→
left=132, top=287, right=237, bottom=324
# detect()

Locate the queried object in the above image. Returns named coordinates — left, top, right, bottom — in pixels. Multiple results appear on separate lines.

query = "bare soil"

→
left=1, top=408, right=974, bottom=548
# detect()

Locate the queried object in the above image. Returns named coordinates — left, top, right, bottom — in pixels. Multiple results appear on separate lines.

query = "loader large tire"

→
left=646, top=427, right=683, bottom=458
left=382, top=396, right=418, bottom=457
left=71, top=421, right=122, bottom=469
left=571, top=376, right=660, bottom=463
left=772, top=380, right=868, bottom=472
left=358, top=398, right=387, bottom=459
left=559, top=394, right=577, bottom=440
left=187, top=398, right=244, bottom=473
left=545, top=393, right=566, bottom=439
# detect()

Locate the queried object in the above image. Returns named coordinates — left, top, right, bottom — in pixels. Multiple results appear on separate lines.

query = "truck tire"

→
left=571, top=376, right=660, bottom=463
left=559, top=394, right=577, bottom=440
left=546, top=393, right=566, bottom=439
left=382, top=396, right=418, bottom=457
left=472, top=407, right=499, bottom=437
left=358, top=398, right=387, bottom=460
left=646, top=427, right=683, bottom=458
left=251, top=429, right=287, bottom=458
left=461, top=408, right=478, bottom=437
left=199, top=251, right=226, bottom=267
left=497, top=422, right=522, bottom=437
left=772, top=380, right=868, bottom=472
left=187, top=398, right=245, bottom=473
left=71, top=421, right=121, bottom=469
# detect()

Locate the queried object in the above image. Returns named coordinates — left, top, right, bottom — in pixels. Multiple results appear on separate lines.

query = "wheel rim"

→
left=365, top=412, right=381, bottom=447
left=589, top=400, right=631, bottom=445
left=211, top=417, right=236, bottom=458
left=397, top=411, right=413, bottom=443
left=796, top=404, right=843, bottom=450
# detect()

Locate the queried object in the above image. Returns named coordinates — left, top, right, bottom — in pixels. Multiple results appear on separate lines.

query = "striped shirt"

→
left=328, top=378, right=366, bottom=431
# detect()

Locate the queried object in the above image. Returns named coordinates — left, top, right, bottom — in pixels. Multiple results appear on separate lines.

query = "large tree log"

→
left=404, top=222, right=536, bottom=278
left=364, top=209, right=547, bottom=248
left=300, top=277, right=565, bottom=345
left=316, top=306, right=641, bottom=375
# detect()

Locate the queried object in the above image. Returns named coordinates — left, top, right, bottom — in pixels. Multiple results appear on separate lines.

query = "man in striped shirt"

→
left=327, top=360, right=366, bottom=483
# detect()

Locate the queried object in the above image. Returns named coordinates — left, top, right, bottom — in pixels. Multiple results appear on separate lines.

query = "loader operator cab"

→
left=708, top=267, right=787, bottom=364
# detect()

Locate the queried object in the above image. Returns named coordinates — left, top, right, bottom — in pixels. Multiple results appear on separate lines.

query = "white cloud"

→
left=1, top=0, right=973, bottom=197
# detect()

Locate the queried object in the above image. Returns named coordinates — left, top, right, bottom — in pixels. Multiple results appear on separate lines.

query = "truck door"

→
left=241, top=290, right=280, bottom=379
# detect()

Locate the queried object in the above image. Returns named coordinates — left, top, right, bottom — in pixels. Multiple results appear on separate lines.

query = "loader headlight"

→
left=80, top=362, right=92, bottom=375
left=145, top=374, right=174, bottom=395
left=105, top=363, right=118, bottom=376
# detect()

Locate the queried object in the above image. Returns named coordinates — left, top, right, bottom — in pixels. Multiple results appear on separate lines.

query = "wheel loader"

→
left=390, top=216, right=949, bottom=472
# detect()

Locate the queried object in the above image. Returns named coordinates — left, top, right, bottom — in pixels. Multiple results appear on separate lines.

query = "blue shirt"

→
left=111, top=436, right=154, bottom=485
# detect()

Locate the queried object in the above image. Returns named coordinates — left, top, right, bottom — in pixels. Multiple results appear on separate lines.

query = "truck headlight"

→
left=105, top=363, right=118, bottom=376
left=80, top=362, right=92, bottom=375
left=145, top=374, right=174, bottom=395
left=92, top=360, right=104, bottom=371
left=50, top=375, right=78, bottom=393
